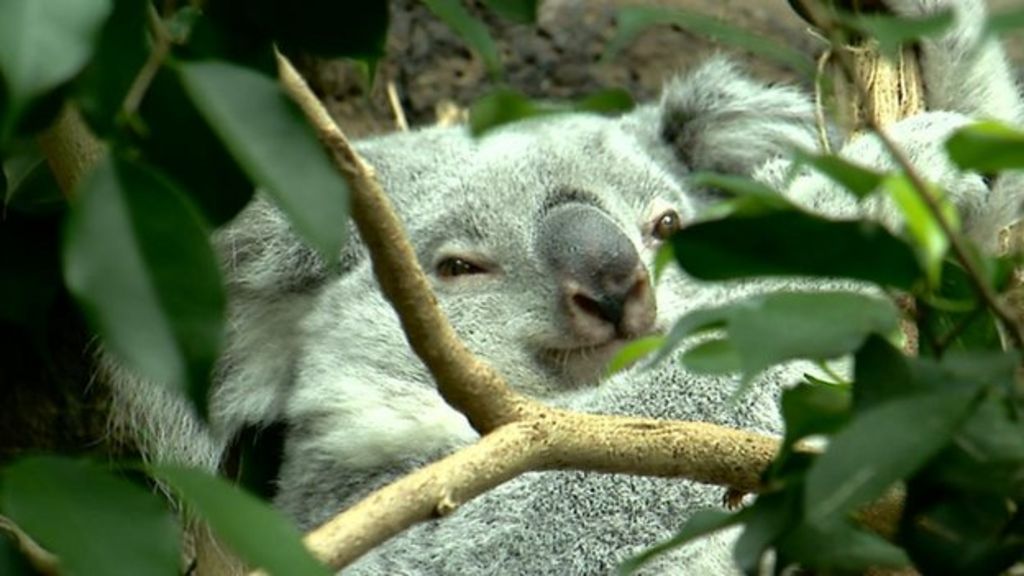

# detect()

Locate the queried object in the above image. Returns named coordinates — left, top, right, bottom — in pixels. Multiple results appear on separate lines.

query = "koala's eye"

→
left=436, top=257, right=488, bottom=279
left=652, top=210, right=682, bottom=240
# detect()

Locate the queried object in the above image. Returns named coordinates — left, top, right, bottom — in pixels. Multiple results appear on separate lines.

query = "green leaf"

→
left=422, top=0, right=502, bottom=77
left=928, top=390, right=1024, bottom=497
left=1, top=456, right=180, bottom=576
left=884, top=173, right=958, bottom=286
left=781, top=383, right=851, bottom=449
left=177, top=61, right=348, bottom=262
left=137, top=65, right=253, bottom=227
left=902, top=488, right=1023, bottom=575
left=0, top=0, right=112, bottom=138
left=804, top=389, right=976, bottom=524
left=656, top=292, right=897, bottom=382
left=732, top=490, right=801, bottom=572
left=469, top=88, right=546, bottom=136
left=652, top=242, right=674, bottom=283
left=150, top=465, right=331, bottom=576
left=0, top=535, right=34, bottom=576
left=987, top=6, right=1024, bottom=35
left=649, top=305, right=731, bottom=366
left=482, top=0, right=537, bottom=23
left=606, top=6, right=814, bottom=76
left=845, top=10, right=954, bottom=58
left=74, top=0, right=149, bottom=135
left=3, top=151, right=63, bottom=215
left=680, top=338, right=742, bottom=375
left=777, top=520, right=910, bottom=572
left=672, top=210, right=923, bottom=289
left=852, top=335, right=914, bottom=413
left=726, top=291, right=898, bottom=379
left=793, top=151, right=884, bottom=199
left=617, top=509, right=741, bottom=574
left=63, top=153, right=225, bottom=415
left=574, top=89, right=634, bottom=115
left=606, top=335, right=664, bottom=375
left=945, top=121, right=1024, bottom=172
left=271, top=0, right=388, bottom=60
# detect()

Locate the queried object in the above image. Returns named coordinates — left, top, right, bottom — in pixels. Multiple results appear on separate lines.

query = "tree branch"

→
left=274, top=52, right=902, bottom=571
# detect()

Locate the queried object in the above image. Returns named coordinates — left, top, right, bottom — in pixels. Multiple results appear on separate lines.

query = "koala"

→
left=106, top=0, right=1023, bottom=574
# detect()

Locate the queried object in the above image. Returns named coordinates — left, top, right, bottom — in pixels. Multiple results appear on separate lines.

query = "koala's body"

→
left=107, top=0, right=1023, bottom=574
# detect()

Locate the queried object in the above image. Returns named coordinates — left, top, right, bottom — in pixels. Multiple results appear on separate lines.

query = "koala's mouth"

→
left=536, top=333, right=653, bottom=386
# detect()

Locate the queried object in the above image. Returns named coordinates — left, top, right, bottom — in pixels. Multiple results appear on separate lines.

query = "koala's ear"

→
left=657, top=58, right=819, bottom=176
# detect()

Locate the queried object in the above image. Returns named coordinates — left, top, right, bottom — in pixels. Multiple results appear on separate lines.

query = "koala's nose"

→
left=538, top=203, right=655, bottom=337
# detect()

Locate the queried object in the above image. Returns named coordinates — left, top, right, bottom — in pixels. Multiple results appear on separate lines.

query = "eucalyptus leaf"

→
left=1, top=456, right=180, bottom=576
left=804, top=389, right=976, bottom=524
left=681, top=338, right=742, bottom=375
left=150, top=465, right=331, bottom=576
left=793, top=151, right=884, bottom=199
left=422, top=0, right=502, bottom=77
left=137, top=65, right=253, bottom=227
left=945, top=120, right=1024, bottom=172
left=606, top=6, right=814, bottom=76
left=607, top=335, right=664, bottom=375
left=672, top=210, right=922, bottom=289
left=177, top=61, right=348, bottom=262
left=884, top=173, right=958, bottom=286
left=617, top=509, right=741, bottom=574
left=75, top=0, right=148, bottom=135
left=0, top=0, right=112, bottom=137
left=63, top=154, right=224, bottom=415
left=482, top=0, right=538, bottom=23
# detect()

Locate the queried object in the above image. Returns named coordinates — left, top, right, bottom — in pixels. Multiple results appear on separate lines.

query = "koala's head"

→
left=329, top=59, right=817, bottom=398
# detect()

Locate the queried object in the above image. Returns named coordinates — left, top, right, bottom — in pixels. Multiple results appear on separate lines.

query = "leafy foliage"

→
left=2, top=0, right=1023, bottom=575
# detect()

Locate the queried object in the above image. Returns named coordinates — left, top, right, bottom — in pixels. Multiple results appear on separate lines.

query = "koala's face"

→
left=358, top=113, right=699, bottom=397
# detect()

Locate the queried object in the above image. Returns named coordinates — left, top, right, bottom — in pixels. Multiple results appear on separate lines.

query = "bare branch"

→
left=0, top=515, right=61, bottom=576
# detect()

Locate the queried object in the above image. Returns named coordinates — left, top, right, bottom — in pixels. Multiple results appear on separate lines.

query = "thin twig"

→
left=121, top=4, right=173, bottom=117
left=0, top=515, right=61, bottom=576
left=386, top=82, right=409, bottom=132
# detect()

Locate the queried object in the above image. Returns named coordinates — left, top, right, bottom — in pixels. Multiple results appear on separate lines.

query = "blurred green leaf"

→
left=137, top=65, right=254, bottom=227
left=780, top=383, right=851, bottom=451
left=423, top=0, right=502, bottom=77
left=690, top=172, right=796, bottom=220
left=777, top=520, right=910, bottom=572
left=607, top=335, right=664, bottom=375
left=607, top=6, right=814, bottom=76
left=469, top=89, right=545, bottom=135
left=151, top=465, right=331, bottom=576
left=793, top=151, right=884, bottom=199
left=884, top=173, right=958, bottom=286
left=178, top=61, right=348, bottom=262
left=804, top=389, right=976, bottom=524
left=63, top=153, right=224, bottom=416
left=652, top=242, right=674, bottom=283
left=1, top=456, right=180, bottom=576
left=673, top=210, right=922, bottom=289
left=680, top=338, right=741, bottom=375
left=3, top=152, right=63, bottom=214
left=470, top=88, right=634, bottom=136
left=482, top=0, right=537, bottom=23
left=658, top=291, right=897, bottom=381
left=986, top=6, right=1024, bottom=35
left=0, top=535, right=34, bottom=576
left=574, top=89, right=634, bottom=115
left=945, top=121, right=1024, bottom=172
left=0, top=0, right=112, bottom=139
left=852, top=335, right=914, bottom=413
left=75, top=0, right=148, bottom=135
left=844, top=10, right=954, bottom=58
left=618, top=509, right=741, bottom=574
left=733, top=490, right=800, bottom=572
left=728, top=291, right=898, bottom=379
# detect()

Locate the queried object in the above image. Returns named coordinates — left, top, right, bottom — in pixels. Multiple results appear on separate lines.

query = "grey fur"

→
left=105, top=0, right=1023, bottom=573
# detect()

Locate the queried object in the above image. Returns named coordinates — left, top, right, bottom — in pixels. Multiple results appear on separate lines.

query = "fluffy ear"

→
left=658, top=58, right=819, bottom=176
